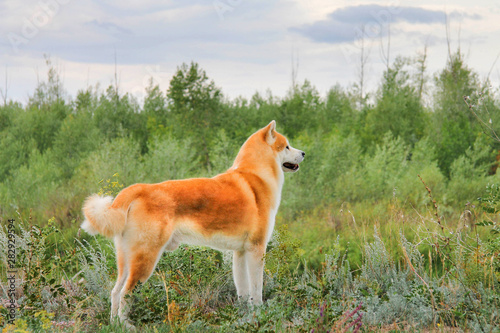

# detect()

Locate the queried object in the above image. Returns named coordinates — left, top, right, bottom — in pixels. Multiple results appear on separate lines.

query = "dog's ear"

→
left=264, top=120, right=277, bottom=145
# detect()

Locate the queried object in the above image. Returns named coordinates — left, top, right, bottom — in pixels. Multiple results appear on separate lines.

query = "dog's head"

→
left=263, top=120, right=305, bottom=173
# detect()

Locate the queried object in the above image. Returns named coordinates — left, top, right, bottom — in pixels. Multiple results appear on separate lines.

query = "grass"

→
left=0, top=193, right=498, bottom=332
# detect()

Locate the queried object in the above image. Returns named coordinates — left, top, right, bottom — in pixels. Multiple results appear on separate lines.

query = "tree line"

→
left=0, top=50, right=499, bottom=223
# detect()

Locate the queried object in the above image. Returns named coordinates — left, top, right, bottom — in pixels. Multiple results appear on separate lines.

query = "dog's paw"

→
left=249, top=296, right=263, bottom=306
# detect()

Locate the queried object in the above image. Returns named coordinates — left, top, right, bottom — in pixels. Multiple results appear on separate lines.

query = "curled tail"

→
left=81, top=194, right=126, bottom=238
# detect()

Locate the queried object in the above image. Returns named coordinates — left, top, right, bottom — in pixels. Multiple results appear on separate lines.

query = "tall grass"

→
left=1, top=187, right=498, bottom=332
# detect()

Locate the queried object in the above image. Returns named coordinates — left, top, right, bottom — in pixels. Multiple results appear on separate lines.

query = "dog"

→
left=81, top=120, right=305, bottom=324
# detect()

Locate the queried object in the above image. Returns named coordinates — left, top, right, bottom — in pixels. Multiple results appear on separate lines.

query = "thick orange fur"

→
left=81, top=121, right=305, bottom=325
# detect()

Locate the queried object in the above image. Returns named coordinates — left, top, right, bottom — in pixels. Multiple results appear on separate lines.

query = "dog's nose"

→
left=301, top=151, right=305, bottom=157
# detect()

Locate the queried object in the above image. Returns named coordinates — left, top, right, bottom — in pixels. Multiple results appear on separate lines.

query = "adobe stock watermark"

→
left=340, top=2, right=403, bottom=65
left=130, top=65, right=170, bottom=102
left=213, top=0, right=244, bottom=21
left=6, top=218, right=18, bottom=325
left=7, top=0, right=72, bottom=53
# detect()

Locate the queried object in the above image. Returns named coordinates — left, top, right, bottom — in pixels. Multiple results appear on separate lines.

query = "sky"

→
left=1, top=0, right=500, bottom=104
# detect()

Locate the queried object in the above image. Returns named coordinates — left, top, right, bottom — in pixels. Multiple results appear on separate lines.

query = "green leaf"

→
left=476, top=221, right=494, bottom=227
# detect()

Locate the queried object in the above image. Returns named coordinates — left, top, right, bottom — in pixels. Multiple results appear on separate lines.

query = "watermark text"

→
left=6, top=219, right=17, bottom=325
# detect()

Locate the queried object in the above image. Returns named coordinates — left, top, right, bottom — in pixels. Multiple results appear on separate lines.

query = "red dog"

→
left=82, top=121, right=305, bottom=325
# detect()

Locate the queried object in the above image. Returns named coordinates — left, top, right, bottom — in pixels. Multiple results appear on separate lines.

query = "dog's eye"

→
left=286, top=146, right=289, bottom=150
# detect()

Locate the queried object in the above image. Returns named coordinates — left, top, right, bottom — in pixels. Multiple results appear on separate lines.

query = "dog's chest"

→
left=266, top=175, right=284, bottom=243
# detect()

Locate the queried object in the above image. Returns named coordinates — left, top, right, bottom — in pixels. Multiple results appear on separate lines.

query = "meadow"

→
left=0, top=52, right=499, bottom=332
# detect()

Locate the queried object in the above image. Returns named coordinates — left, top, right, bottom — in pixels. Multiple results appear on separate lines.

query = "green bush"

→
left=447, top=134, right=495, bottom=205
left=141, top=135, right=199, bottom=182
left=397, top=138, right=446, bottom=206
left=336, top=132, right=407, bottom=202
left=0, top=149, right=62, bottom=218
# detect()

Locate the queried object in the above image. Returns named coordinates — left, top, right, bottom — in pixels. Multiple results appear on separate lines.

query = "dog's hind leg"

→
left=111, top=236, right=128, bottom=321
left=233, top=250, right=249, bottom=300
left=246, top=247, right=265, bottom=305
left=117, top=244, right=163, bottom=323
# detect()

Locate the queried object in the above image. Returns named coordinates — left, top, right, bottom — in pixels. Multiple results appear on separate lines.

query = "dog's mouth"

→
left=283, top=162, right=299, bottom=171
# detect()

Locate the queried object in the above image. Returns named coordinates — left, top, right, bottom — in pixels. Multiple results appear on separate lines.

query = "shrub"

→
left=141, top=134, right=199, bottom=182
left=337, top=132, right=408, bottom=202
left=0, top=149, right=62, bottom=219
left=397, top=138, right=446, bottom=206
left=73, top=137, right=142, bottom=193
left=447, top=134, right=495, bottom=205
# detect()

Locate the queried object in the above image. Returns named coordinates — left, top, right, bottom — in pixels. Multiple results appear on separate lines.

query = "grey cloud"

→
left=448, top=11, right=482, bottom=21
left=0, top=0, right=304, bottom=66
left=328, top=5, right=444, bottom=24
left=290, top=5, right=481, bottom=44
left=86, top=20, right=133, bottom=36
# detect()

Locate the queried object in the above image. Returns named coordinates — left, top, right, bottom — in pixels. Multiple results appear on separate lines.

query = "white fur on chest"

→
left=266, top=172, right=284, bottom=243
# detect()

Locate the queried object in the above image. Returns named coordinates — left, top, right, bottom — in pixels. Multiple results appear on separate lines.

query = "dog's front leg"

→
left=246, top=248, right=265, bottom=305
left=233, top=250, right=250, bottom=299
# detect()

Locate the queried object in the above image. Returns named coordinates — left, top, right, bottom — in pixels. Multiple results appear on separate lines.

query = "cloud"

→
left=290, top=5, right=481, bottom=44
left=0, top=0, right=286, bottom=65
left=448, top=11, right=482, bottom=21
left=86, top=20, right=133, bottom=36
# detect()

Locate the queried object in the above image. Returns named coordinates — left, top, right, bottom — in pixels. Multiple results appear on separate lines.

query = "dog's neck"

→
left=230, top=138, right=284, bottom=205
left=231, top=155, right=283, bottom=185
